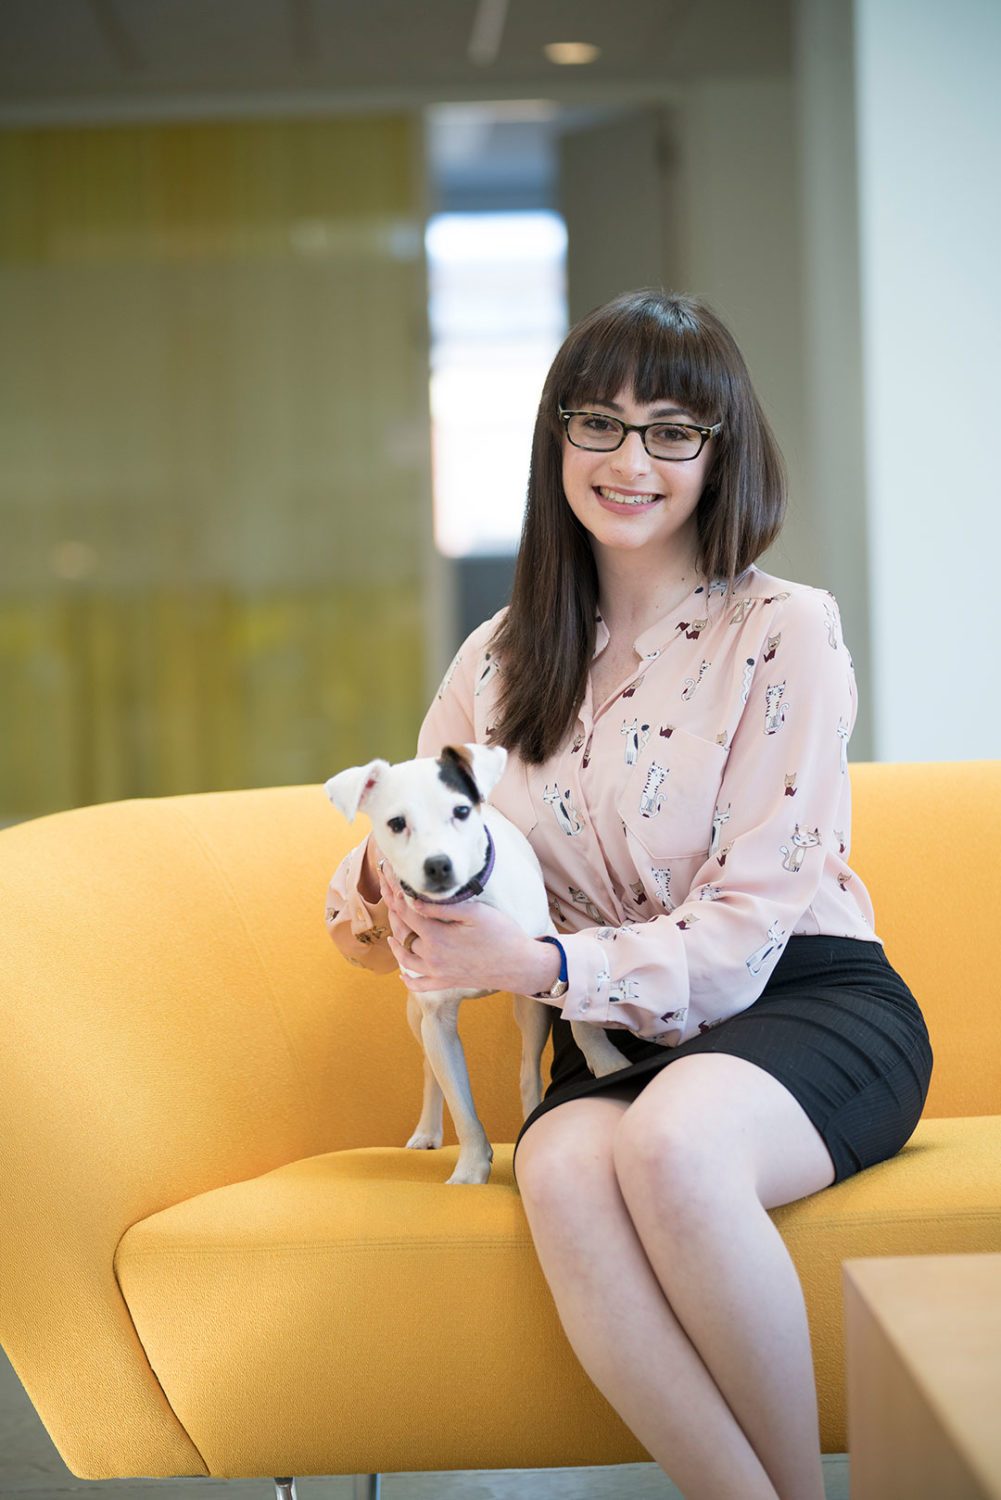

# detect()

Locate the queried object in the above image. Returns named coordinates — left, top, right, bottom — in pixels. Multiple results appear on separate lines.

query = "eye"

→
left=453, top=804, right=472, bottom=821
left=387, top=816, right=406, bottom=834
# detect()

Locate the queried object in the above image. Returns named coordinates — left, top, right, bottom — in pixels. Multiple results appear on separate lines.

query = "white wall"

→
left=853, top=0, right=1001, bottom=760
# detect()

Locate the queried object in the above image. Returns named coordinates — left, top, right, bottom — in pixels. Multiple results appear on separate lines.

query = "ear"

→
left=439, top=742, right=508, bottom=804
left=324, top=759, right=390, bottom=823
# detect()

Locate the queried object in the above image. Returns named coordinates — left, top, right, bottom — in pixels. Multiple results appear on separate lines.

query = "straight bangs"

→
left=553, top=298, right=733, bottom=432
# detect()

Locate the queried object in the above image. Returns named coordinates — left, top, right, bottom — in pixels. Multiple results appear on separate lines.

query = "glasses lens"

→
left=567, top=413, right=623, bottom=449
left=646, top=424, right=701, bottom=459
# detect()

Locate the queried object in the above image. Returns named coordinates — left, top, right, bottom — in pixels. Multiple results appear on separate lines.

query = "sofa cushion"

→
left=115, top=1115, right=1001, bottom=1476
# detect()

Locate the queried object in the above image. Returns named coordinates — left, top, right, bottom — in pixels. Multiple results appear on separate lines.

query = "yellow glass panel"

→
left=0, top=117, right=430, bottom=821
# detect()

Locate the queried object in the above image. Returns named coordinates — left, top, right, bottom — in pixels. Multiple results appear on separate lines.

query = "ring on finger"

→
left=403, top=930, right=418, bottom=954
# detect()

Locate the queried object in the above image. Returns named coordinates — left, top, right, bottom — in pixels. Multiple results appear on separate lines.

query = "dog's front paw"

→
left=406, top=1128, right=444, bottom=1150
left=446, top=1153, right=493, bottom=1186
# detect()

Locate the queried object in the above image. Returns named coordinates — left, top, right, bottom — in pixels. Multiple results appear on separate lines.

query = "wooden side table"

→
left=843, top=1254, right=1001, bottom=1499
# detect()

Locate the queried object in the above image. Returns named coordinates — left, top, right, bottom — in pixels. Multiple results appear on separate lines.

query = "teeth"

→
left=598, top=487, right=661, bottom=506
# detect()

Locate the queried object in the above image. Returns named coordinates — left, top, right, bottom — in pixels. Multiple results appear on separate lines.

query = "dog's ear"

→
left=324, top=759, right=390, bottom=823
left=438, top=742, right=508, bottom=804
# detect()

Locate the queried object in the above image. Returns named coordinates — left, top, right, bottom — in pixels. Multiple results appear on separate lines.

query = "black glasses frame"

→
left=558, top=406, right=723, bottom=462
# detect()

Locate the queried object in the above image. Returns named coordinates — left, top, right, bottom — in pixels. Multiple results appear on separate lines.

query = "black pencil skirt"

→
left=513, top=935, right=934, bottom=1189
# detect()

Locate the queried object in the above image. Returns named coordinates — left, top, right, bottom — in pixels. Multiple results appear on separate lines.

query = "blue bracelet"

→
left=538, top=935, right=568, bottom=983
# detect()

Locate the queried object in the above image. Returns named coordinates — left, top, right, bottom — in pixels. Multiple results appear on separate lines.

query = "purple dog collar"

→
left=399, top=827, right=496, bottom=905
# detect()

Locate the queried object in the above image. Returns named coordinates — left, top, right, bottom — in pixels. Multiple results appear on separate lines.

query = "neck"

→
left=597, top=562, right=703, bottom=637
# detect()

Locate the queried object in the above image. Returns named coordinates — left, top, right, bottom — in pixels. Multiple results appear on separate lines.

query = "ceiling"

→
left=0, top=0, right=792, bottom=125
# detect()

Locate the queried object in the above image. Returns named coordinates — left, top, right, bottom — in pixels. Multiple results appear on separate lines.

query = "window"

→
left=425, top=211, right=567, bottom=557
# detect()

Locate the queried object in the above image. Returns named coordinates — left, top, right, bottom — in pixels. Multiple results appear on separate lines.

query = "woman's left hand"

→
left=380, top=862, right=541, bottom=996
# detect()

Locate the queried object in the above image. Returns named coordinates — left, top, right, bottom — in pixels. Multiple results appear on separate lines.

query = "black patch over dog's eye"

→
left=454, top=805, right=471, bottom=821
left=387, top=816, right=406, bottom=834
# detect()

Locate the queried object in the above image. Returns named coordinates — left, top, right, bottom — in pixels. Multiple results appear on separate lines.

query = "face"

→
left=560, top=386, right=716, bottom=568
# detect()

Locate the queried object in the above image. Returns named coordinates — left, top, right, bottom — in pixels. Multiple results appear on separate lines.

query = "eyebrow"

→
left=592, top=399, right=691, bottom=420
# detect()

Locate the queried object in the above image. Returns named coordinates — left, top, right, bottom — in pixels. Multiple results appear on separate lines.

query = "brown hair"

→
left=486, top=288, right=787, bottom=765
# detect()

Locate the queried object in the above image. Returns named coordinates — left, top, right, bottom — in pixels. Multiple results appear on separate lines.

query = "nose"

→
left=423, top=854, right=454, bottom=888
left=610, top=430, right=653, bottom=477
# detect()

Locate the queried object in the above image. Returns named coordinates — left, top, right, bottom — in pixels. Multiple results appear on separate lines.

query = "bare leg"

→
left=613, top=1055, right=835, bottom=1500
left=515, top=1093, right=781, bottom=1500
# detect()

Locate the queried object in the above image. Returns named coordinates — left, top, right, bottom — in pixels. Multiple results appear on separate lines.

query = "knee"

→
left=514, top=1119, right=615, bottom=1211
left=612, top=1107, right=748, bottom=1207
left=514, top=1129, right=581, bottom=1209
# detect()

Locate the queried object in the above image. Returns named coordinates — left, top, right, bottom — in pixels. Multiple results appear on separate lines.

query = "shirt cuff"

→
left=554, top=928, right=617, bottom=1025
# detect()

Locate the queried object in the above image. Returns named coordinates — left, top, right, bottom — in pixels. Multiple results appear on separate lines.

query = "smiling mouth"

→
left=595, top=486, right=663, bottom=507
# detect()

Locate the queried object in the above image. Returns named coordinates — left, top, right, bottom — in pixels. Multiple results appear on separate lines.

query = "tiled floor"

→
left=1, top=1348, right=850, bottom=1499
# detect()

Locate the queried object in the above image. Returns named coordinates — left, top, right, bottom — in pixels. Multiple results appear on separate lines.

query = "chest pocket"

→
left=615, top=725, right=729, bottom=861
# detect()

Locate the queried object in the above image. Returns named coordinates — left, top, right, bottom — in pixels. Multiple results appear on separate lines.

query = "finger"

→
left=397, top=970, right=437, bottom=992
left=385, top=908, right=406, bottom=944
left=406, top=895, right=461, bottom=925
left=388, top=935, right=426, bottom=975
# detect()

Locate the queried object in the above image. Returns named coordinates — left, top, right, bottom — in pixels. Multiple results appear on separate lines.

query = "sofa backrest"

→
left=0, top=761, right=994, bottom=1197
left=847, top=758, right=1000, bottom=1118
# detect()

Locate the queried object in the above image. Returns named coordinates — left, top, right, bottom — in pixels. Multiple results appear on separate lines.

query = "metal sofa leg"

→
left=274, top=1477, right=382, bottom=1498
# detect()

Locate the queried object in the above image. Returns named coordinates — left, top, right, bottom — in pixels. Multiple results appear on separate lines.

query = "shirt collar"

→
left=592, top=574, right=735, bottom=660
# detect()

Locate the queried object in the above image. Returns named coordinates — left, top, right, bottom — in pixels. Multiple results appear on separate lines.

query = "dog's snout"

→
left=423, top=854, right=454, bottom=888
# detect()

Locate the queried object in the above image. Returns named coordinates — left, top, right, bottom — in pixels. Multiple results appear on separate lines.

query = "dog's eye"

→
left=387, top=816, right=406, bottom=834
left=454, top=805, right=471, bottom=821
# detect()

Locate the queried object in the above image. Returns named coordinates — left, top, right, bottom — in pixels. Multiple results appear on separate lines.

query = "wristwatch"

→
left=532, top=936, right=569, bottom=1000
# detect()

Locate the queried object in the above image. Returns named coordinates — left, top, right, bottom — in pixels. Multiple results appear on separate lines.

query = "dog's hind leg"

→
left=404, top=990, right=445, bottom=1151
left=571, top=1021, right=632, bottom=1078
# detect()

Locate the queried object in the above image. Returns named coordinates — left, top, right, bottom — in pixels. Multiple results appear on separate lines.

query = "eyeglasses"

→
left=559, top=406, right=722, bottom=462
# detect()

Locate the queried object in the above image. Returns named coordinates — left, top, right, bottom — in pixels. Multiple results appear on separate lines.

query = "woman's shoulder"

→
left=730, top=564, right=841, bottom=617
left=463, top=605, right=510, bottom=658
left=731, top=566, right=849, bottom=666
left=435, top=607, right=509, bottom=695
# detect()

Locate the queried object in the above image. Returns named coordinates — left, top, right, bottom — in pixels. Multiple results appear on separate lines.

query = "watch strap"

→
left=533, top=936, right=568, bottom=999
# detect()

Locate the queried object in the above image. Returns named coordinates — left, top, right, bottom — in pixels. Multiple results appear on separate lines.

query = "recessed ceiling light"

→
left=543, top=42, right=601, bottom=65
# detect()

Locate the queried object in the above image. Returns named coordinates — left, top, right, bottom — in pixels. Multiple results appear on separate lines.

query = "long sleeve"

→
left=323, top=618, right=491, bottom=973
left=555, top=587, right=862, bottom=1044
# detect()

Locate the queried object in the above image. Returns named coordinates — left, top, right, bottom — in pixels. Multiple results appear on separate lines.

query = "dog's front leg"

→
left=413, top=990, right=495, bottom=1185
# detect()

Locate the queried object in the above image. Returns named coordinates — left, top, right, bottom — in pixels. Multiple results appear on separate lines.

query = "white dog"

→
left=325, top=742, right=630, bottom=1184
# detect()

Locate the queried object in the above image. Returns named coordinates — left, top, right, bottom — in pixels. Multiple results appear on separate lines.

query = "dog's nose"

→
left=423, top=854, right=454, bottom=888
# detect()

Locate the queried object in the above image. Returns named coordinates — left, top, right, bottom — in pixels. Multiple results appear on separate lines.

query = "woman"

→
left=325, top=289, right=933, bottom=1500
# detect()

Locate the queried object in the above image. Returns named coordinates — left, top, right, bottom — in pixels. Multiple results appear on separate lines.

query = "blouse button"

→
left=579, top=997, right=591, bottom=1012
left=643, top=648, right=660, bottom=660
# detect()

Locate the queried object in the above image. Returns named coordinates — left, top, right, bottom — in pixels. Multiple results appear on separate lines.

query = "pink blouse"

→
left=325, top=563, right=880, bottom=1046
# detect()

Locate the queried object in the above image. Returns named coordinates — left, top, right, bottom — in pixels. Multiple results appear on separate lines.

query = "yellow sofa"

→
left=1, top=762, right=999, bottom=1492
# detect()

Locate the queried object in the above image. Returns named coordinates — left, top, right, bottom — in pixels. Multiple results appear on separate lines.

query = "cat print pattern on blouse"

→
left=325, top=564, right=880, bottom=1047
